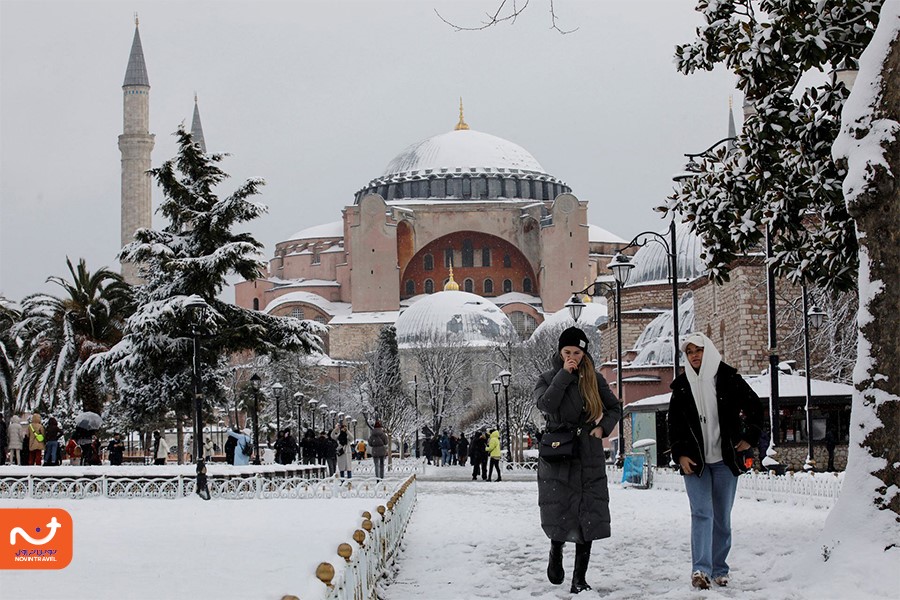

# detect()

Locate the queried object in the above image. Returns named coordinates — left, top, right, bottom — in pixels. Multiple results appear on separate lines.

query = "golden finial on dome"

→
left=444, top=265, right=460, bottom=291
left=455, top=97, right=469, bottom=131
left=581, top=277, right=592, bottom=303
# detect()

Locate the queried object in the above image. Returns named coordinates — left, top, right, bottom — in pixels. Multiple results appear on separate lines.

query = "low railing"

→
left=0, top=470, right=419, bottom=501
left=650, top=467, right=843, bottom=509
left=315, top=475, right=417, bottom=600
left=352, top=457, right=426, bottom=476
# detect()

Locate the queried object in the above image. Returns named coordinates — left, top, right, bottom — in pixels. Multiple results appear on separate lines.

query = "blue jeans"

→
left=683, top=461, right=738, bottom=578
left=373, top=456, right=386, bottom=479
left=43, top=441, right=60, bottom=465
left=441, top=449, right=451, bottom=465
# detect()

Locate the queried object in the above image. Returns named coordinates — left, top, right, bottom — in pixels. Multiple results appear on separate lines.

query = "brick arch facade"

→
left=400, top=231, right=537, bottom=299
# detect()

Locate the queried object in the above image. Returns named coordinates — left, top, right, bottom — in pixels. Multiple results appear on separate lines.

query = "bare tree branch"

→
left=435, top=0, right=577, bottom=35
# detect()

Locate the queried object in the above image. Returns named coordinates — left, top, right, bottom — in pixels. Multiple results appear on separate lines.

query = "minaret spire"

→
left=119, top=19, right=155, bottom=284
left=191, top=93, right=207, bottom=154
left=455, top=97, right=469, bottom=131
left=727, top=96, right=737, bottom=152
left=444, top=266, right=460, bottom=291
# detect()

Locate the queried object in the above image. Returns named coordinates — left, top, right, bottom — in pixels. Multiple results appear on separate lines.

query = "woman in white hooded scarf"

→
left=666, top=332, right=763, bottom=591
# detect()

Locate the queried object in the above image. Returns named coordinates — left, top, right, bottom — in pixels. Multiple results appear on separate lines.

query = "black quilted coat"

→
left=534, top=354, right=622, bottom=543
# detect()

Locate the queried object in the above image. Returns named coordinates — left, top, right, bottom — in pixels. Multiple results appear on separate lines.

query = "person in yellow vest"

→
left=356, top=439, right=367, bottom=460
left=27, top=413, right=46, bottom=466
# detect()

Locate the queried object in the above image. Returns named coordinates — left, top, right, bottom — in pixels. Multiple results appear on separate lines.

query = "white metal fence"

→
left=317, top=475, right=418, bottom=600
left=352, top=457, right=426, bottom=476
left=648, top=468, right=843, bottom=508
left=0, top=472, right=412, bottom=501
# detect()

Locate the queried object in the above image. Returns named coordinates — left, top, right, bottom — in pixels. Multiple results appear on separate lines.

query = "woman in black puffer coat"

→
left=534, top=327, right=622, bottom=594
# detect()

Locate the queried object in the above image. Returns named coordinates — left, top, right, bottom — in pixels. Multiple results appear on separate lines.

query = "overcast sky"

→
left=0, top=0, right=740, bottom=303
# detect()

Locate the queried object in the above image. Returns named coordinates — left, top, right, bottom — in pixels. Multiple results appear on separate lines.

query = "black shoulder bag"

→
left=539, top=427, right=581, bottom=462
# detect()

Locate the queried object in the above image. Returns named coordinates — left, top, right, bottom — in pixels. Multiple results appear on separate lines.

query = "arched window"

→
left=464, top=278, right=474, bottom=293
left=482, top=247, right=491, bottom=267
left=291, top=307, right=305, bottom=320
left=424, top=254, right=434, bottom=271
left=314, top=316, right=327, bottom=324
left=405, top=280, right=415, bottom=296
left=503, top=254, right=512, bottom=268
left=462, top=239, right=474, bottom=267
left=523, top=277, right=532, bottom=293
left=425, top=279, right=434, bottom=294
left=503, top=279, right=513, bottom=293
left=252, top=298, right=259, bottom=311
left=483, top=279, right=494, bottom=295
left=509, top=311, right=538, bottom=340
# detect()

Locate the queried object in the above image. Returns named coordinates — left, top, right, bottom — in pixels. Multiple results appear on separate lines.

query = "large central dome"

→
left=355, top=125, right=570, bottom=203
left=383, top=129, right=546, bottom=176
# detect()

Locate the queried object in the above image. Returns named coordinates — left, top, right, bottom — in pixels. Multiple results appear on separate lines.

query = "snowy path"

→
left=381, top=476, right=834, bottom=600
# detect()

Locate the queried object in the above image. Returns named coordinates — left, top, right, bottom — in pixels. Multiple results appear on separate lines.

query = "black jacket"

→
left=534, top=355, right=622, bottom=543
left=667, top=362, right=763, bottom=476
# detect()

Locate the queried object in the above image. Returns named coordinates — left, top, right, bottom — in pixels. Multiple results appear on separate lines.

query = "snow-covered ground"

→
left=1, top=464, right=896, bottom=599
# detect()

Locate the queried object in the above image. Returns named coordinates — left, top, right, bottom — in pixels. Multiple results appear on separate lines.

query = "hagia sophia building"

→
left=119, top=22, right=853, bottom=469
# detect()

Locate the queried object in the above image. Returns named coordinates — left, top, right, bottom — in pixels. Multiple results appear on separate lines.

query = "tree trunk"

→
left=808, top=6, right=900, bottom=591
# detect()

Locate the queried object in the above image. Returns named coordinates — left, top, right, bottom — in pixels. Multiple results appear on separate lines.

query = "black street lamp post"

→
left=802, top=287, right=827, bottom=471
left=249, top=373, right=262, bottom=465
left=490, top=379, right=501, bottom=431
left=499, top=370, right=512, bottom=462
left=308, top=398, right=318, bottom=431
left=272, top=382, right=283, bottom=437
left=410, top=377, right=420, bottom=458
left=184, top=295, right=208, bottom=464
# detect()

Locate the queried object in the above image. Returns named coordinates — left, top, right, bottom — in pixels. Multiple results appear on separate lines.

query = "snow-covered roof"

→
left=329, top=311, right=400, bottom=325
left=285, top=220, right=343, bottom=242
left=263, top=291, right=351, bottom=317
left=492, top=291, right=543, bottom=307
left=383, top=129, right=547, bottom=177
left=588, top=224, right=626, bottom=244
left=395, top=290, right=516, bottom=348
left=624, top=373, right=853, bottom=414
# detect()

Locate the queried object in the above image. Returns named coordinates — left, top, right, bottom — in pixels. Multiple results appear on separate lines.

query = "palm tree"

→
left=15, top=258, right=133, bottom=414
left=0, top=297, right=21, bottom=418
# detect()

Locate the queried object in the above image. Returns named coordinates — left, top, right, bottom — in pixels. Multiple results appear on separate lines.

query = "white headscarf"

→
left=682, top=333, right=723, bottom=463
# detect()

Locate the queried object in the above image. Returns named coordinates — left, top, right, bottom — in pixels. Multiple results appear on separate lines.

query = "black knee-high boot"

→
left=547, top=540, right=565, bottom=585
left=571, top=541, right=592, bottom=593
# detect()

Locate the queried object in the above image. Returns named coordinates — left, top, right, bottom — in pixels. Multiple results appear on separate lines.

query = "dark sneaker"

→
left=691, top=571, right=711, bottom=590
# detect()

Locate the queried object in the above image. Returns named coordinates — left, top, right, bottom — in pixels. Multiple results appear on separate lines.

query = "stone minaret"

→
left=190, top=94, right=207, bottom=153
left=118, top=16, right=154, bottom=284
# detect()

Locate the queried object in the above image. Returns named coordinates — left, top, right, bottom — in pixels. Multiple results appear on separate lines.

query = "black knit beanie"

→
left=558, top=327, right=589, bottom=351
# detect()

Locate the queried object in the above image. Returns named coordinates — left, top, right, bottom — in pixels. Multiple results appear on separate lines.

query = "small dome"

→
left=531, top=300, right=609, bottom=340
left=395, top=291, right=516, bottom=347
left=626, top=221, right=705, bottom=287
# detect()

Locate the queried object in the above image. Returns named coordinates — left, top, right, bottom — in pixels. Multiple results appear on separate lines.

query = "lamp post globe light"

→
left=184, top=295, right=208, bottom=464
left=351, top=418, right=358, bottom=441
left=802, top=287, right=827, bottom=471
left=272, top=382, right=283, bottom=437
left=499, top=370, right=512, bottom=462
left=249, top=373, right=262, bottom=465
left=490, top=379, right=501, bottom=430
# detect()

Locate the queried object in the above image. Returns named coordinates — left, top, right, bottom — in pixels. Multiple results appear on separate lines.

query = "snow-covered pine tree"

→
left=357, top=326, right=415, bottom=454
left=90, top=125, right=325, bottom=430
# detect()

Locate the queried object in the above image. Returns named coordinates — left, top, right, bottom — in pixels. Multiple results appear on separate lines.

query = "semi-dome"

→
left=355, top=128, right=570, bottom=203
left=395, top=290, right=517, bottom=348
left=625, top=221, right=706, bottom=287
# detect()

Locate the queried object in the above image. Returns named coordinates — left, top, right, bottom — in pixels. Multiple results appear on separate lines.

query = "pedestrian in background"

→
left=535, top=326, right=622, bottom=594
left=152, top=431, right=168, bottom=465
left=667, top=332, right=762, bottom=590
left=43, top=417, right=62, bottom=466
left=7, top=414, right=23, bottom=465
left=368, top=420, right=389, bottom=480
left=26, top=413, right=46, bottom=466
left=107, top=433, right=125, bottom=466
left=457, top=432, right=469, bottom=467
left=486, top=430, right=502, bottom=482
